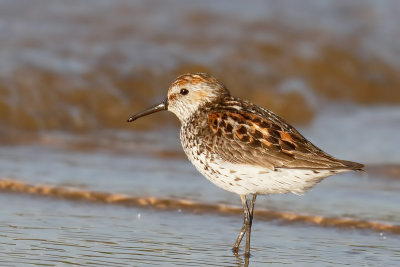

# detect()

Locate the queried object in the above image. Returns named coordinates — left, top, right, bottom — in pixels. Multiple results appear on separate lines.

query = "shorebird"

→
left=127, top=73, right=364, bottom=256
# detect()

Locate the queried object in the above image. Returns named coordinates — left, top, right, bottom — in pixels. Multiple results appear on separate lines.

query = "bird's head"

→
left=127, top=73, right=230, bottom=123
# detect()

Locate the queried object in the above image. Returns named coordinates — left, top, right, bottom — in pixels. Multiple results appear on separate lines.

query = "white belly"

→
left=186, top=149, right=342, bottom=195
left=206, top=160, right=342, bottom=195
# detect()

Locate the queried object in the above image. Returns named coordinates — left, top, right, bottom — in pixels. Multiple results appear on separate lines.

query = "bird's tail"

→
left=339, top=160, right=365, bottom=171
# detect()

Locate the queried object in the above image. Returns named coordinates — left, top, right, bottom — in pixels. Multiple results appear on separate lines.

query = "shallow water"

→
left=1, top=193, right=400, bottom=267
left=1, top=0, right=400, bottom=266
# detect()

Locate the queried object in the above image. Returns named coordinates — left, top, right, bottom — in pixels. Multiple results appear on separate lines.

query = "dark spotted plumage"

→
left=186, top=96, right=363, bottom=172
left=127, top=72, right=364, bottom=257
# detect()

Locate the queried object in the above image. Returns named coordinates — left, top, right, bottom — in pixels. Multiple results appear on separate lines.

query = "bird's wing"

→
left=203, top=98, right=363, bottom=171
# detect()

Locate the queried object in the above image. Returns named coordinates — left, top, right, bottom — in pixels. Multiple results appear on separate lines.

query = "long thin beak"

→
left=127, top=98, right=168, bottom=122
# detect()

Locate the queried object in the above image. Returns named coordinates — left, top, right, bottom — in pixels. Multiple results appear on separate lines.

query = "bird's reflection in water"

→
left=233, top=251, right=250, bottom=267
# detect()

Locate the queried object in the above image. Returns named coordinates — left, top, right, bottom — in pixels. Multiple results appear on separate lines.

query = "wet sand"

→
left=1, top=179, right=400, bottom=235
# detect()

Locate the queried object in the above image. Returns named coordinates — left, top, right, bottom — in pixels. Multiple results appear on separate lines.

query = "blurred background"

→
left=0, top=1, right=399, bottom=266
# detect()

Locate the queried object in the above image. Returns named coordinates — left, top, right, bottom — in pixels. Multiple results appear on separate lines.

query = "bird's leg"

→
left=232, top=194, right=257, bottom=255
left=245, top=194, right=256, bottom=257
left=232, top=222, right=246, bottom=254
left=249, top=194, right=257, bottom=216
left=232, top=195, right=248, bottom=253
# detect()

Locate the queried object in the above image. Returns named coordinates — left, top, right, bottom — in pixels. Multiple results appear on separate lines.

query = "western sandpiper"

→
left=127, top=73, right=363, bottom=256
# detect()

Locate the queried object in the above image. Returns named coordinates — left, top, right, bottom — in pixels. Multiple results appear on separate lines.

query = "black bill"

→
left=127, top=98, right=168, bottom=122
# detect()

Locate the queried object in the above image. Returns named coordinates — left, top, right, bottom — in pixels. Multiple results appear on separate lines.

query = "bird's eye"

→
left=180, top=88, right=189, bottom=95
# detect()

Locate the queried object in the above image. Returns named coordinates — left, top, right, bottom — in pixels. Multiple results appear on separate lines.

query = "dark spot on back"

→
left=241, top=113, right=251, bottom=120
left=226, top=124, right=233, bottom=133
left=253, top=118, right=261, bottom=124
left=281, top=140, right=296, bottom=151
left=231, top=115, right=241, bottom=122
left=237, top=126, right=247, bottom=135
left=253, top=130, right=263, bottom=139
left=265, top=136, right=279, bottom=145
left=249, top=139, right=262, bottom=148
left=270, top=124, right=282, bottom=131
left=270, top=130, right=281, bottom=138
left=222, top=113, right=227, bottom=120
left=239, top=135, right=250, bottom=142
left=260, top=121, right=271, bottom=128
